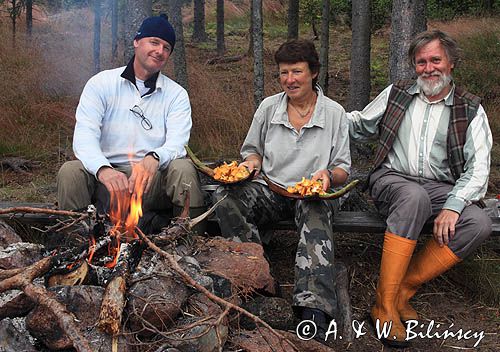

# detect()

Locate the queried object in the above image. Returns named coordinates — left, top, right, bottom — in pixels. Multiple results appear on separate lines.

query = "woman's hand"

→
left=240, top=154, right=262, bottom=178
left=312, top=167, right=349, bottom=191
left=311, top=169, right=331, bottom=191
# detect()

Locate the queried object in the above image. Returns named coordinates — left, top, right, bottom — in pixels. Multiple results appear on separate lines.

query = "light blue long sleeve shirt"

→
left=73, top=66, right=192, bottom=176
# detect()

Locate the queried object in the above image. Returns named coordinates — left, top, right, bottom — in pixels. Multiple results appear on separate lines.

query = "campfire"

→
left=0, top=187, right=315, bottom=351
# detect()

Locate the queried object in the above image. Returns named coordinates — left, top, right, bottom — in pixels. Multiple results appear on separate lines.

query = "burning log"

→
left=98, top=240, right=143, bottom=336
left=98, top=242, right=131, bottom=336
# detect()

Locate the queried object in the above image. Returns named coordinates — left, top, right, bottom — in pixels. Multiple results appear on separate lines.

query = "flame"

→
left=104, top=231, right=121, bottom=268
left=87, top=235, right=96, bottom=264
left=103, top=162, right=144, bottom=268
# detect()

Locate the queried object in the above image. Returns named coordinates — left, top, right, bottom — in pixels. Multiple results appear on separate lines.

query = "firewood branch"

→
left=0, top=255, right=93, bottom=352
left=0, top=207, right=85, bottom=217
left=136, top=228, right=299, bottom=352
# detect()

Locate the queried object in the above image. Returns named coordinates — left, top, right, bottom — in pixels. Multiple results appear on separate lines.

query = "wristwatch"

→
left=146, top=151, right=160, bottom=162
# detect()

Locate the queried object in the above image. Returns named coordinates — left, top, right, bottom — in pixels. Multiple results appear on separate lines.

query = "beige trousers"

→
left=56, top=159, right=204, bottom=212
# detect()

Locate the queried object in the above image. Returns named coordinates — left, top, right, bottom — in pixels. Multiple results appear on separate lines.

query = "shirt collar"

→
left=271, top=85, right=326, bottom=128
left=407, top=81, right=455, bottom=106
left=120, top=56, right=161, bottom=96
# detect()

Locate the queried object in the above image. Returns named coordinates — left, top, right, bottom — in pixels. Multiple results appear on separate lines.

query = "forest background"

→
left=0, top=1, right=498, bottom=348
left=0, top=0, right=498, bottom=202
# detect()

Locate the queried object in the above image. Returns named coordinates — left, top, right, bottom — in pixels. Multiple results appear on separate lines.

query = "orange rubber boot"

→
left=371, top=232, right=416, bottom=347
left=397, top=238, right=461, bottom=321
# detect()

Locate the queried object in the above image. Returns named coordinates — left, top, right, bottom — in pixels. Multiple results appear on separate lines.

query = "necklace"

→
left=289, top=101, right=313, bottom=118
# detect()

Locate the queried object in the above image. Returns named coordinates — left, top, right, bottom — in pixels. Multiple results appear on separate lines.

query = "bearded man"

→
left=347, top=30, right=492, bottom=347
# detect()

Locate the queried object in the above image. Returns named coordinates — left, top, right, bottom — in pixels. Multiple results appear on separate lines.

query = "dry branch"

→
left=0, top=255, right=93, bottom=352
left=0, top=207, right=84, bottom=217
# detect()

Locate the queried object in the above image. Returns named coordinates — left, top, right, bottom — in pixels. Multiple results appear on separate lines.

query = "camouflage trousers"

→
left=213, top=181, right=340, bottom=319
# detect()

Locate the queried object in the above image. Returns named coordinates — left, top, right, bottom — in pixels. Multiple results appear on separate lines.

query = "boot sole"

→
left=381, top=338, right=410, bottom=348
left=367, top=314, right=410, bottom=348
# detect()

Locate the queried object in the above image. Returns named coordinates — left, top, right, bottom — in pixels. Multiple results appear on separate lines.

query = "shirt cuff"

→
left=443, top=196, right=466, bottom=214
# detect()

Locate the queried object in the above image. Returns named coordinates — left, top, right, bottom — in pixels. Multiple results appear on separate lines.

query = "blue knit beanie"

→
left=135, top=14, right=176, bottom=51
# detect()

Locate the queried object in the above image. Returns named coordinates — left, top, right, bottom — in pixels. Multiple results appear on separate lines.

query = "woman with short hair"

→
left=213, top=39, right=351, bottom=337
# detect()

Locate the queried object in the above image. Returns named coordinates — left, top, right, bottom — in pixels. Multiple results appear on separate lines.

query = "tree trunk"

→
left=170, top=0, right=189, bottom=90
left=349, top=0, right=371, bottom=111
left=247, top=0, right=254, bottom=56
left=123, top=0, right=152, bottom=64
left=252, top=0, right=264, bottom=110
left=11, top=0, right=17, bottom=46
left=318, top=0, right=330, bottom=93
left=192, top=0, right=208, bottom=42
left=111, top=0, right=118, bottom=61
left=26, top=0, right=33, bottom=36
left=93, top=0, right=101, bottom=74
left=389, top=0, right=426, bottom=82
left=287, top=0, right=299, bottom=40
left=216, top=0, right=225, bottom=55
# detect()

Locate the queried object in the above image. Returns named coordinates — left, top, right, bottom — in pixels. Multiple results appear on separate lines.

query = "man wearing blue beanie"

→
left=57, top=14, right=205, bottom=233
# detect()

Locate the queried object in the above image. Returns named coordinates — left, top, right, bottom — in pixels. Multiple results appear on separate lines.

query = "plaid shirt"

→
left=348, top=80, right=492, bottom=213
left=373, top=80, right=482, bottom=181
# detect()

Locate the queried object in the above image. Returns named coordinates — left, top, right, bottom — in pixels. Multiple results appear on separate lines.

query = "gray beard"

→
left=417, top=73, right=452, bottom=97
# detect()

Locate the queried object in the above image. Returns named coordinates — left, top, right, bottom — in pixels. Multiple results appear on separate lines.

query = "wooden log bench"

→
left=1, top=202, right=499, bottom=236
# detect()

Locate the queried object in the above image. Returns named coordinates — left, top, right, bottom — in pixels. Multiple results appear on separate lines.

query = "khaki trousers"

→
left=56, top=159, right=204, bottom=212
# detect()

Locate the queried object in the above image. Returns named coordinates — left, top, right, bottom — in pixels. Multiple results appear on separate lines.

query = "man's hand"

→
left=311, top=169, right=331, bottom=191
left=433, top=209, right=460, bottom=247
left=128, top=155, right=159, bottom=194
left=97, top=166, right=129, bottom=195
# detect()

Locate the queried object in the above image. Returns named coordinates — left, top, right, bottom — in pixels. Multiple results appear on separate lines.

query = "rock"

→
left=164, top=293, right=229, bottom=352
left=196, top=237, right=276, bottom=296
left=0, top=317, right=37, bottom=352
left=127, top=251, right=190, bottom=336
left=178, top=255, right=214, bottom=291
left=0, top=290, right=34, bottom=320
left=25, top=285, right=128, bottom=351
left=0, top=242, right=44, bottom=269
left=240, top=296, right=295, bottom=331
left=0, top=220, right=22, bottom=247
left=231, top=329, right=334, bottom=352
left=209, top=273, right=235, bottom=299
